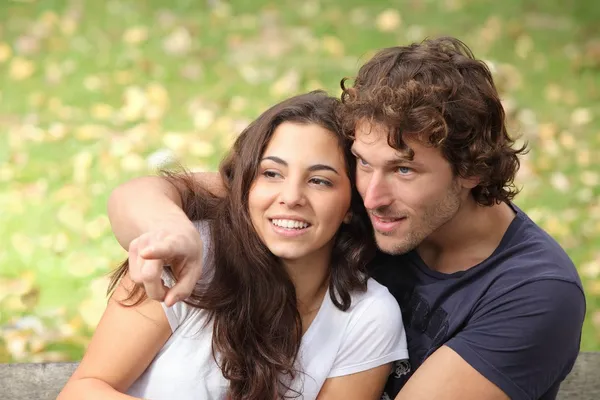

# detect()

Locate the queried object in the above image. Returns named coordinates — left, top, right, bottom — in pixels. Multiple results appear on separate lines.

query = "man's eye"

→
left=398, top=166, right=413, bottom=175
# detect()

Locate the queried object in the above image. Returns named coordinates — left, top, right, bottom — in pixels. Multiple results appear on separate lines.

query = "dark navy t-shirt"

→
left=370, top=205, right=585, bottom=400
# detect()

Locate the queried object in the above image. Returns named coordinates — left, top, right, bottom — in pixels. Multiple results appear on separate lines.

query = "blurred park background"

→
left=1, top=0, right=599, bottom=363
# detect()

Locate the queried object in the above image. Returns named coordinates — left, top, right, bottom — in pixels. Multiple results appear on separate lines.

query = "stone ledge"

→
left=1, top=352, right=599, bottom=399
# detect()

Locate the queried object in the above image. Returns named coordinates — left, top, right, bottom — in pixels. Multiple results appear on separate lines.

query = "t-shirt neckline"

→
left=301, top=286, right=331, bottom=348
left=408, top=202, right=526, bottom=280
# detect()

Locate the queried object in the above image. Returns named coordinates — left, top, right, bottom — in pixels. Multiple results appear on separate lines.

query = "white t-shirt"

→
left=127, top=223, right=408, bottom=400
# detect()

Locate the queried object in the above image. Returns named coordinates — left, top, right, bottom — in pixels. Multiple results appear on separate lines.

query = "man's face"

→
left=351, top=120, right=469, bottom=255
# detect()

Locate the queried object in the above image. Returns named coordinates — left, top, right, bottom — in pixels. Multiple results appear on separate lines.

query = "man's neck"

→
left=416, top=200, right=516, bottom=274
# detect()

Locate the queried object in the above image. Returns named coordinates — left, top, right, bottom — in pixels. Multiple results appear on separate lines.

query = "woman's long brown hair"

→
left=108, top=91, right=376, bottom=399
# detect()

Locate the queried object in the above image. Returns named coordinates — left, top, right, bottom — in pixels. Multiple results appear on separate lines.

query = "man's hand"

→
left=128, top=224, right=204, bottom=307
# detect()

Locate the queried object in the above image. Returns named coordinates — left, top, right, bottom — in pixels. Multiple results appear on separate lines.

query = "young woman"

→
left=59, top=91, right=408, bottom=400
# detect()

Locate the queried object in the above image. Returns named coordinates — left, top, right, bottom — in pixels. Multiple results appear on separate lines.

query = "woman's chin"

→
left=266, top=245, right=307, bottom=262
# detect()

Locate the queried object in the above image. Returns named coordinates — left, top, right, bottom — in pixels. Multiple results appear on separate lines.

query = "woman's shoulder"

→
left=352, top=277, right=399, bottom=305
left=339, top=278, right=402, bottom=321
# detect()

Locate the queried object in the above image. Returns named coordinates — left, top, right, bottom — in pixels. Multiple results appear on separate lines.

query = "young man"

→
left=107, top=37, right=585, bottom=399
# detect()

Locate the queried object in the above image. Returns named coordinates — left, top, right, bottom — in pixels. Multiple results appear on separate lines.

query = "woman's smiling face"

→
left=248, top=122, right=352, bottom=263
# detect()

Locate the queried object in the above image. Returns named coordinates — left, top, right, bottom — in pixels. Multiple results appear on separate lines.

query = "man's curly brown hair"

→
left=339, top=36, right=527, bottom=206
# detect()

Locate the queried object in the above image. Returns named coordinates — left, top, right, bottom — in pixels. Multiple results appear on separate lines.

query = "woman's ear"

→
left=343, top=211, right=353, bottom=224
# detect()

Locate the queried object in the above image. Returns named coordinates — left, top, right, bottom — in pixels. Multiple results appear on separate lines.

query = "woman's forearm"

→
left=107, top=175, right=192, bottom=250
left=58, top=378, right=141, bottom=400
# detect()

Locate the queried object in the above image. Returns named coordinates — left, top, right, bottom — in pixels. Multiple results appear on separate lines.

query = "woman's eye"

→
left=262, top=170, right=280, bottom=178
left=310, top=178, right=333, bottom=187
left=358, top=158, right=369, bottom=167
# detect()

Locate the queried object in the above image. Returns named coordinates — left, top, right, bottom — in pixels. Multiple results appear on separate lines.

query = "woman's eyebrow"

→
left=261, top=156, right=339, bottom=175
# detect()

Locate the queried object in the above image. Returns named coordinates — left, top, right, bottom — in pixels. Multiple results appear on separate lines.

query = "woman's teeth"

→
left=271, top=219, right=309, bottom=229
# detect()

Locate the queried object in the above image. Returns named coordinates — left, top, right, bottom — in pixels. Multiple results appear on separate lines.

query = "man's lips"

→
left=370, top=215, right=407, bottom=233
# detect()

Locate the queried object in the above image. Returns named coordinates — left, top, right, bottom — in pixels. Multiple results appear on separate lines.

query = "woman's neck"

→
left=282, top=245, right=331, bottom=316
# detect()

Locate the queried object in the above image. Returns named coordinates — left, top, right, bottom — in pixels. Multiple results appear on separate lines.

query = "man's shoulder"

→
left=494, top=205, right=582, bottom=287
left=367, top=205, right=583, bottom=294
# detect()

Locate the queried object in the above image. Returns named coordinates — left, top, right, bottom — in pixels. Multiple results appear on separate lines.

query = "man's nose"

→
left=362, top=172, right=393, bottom=210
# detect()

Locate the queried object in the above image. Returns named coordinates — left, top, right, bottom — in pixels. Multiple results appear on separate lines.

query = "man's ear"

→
left=461, top=175, right=480, bottom=189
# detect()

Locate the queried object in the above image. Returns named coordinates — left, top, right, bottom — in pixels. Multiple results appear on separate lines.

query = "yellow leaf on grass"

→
left=543, top=216, right=569, bottom=238
left=537, top=123, right=557, bottom=141
left=443, top=0, right=463, bottom=11
left=270, top=70, right=300, bottom=96
left=57, top=204, right=85, bottom=232
left=577, top=149, right=591, bottom=167
left=162, top=132, right=187, bottom=152
left=65, top=252, right=98, bottom=278
left=123, top=26, right=149, bottom=45
left=145, top=83, right=170, bottom=120
left=60, top=17, right=77, bottom=36
left=109, top=136, right=134, bottom=157
left=581, top=171, right=599, bottom=187
left=84, top=215, right=110, bottom=240
left=120, top=153, right=146, bottom=172
left=83, top=75, right=102, bottom=91
left=0, top=165, right=15, bottom=182
left=0, top=42, right=12, bottom=63
left=376, top=9, right=402, bottom=32
left=52, top=232, right=70, bottom=254
left=229, top=96, right=247, bottom=112
left=45, top=62, right=62, bottom=84
left=73, top=151, right=93, bottom=184
left=515, top=35, right=534, bottom=59
left=549, top=172, right=570, bottom=193
left=11, top=233, right=34, bottom=261
left=90, top=103, right=114, bottom=120
left=192, top=109, right=215, bottom=130
left=190, top=141, right=215, bottom=158
left=571, top=108, right=592, bottom=126
left=39, top=11, right=59, bottom=28
left=321, top=36, right=344, bottom=57
left=147, top=83, right=169, bottom=107
left=114, top=70, right=134, bottom=85
left=163, top=27, right=192, bottom=56
left=9, top=57, right=35, bottom=80
left=75, top=124, right=109, bottom=141
left=589, top=283, right=600, bottom=297
left=545, top=84, right=562, bottom=102
left=80, top=277, right=111, bottom=328
left=4, top=331, right=28, bottom=361
left=582, top=257, right=600, bottom=279
left=28, top=92, right=45, bottom=108
left=121, top=86, right=147, bottom=122
left=559, top=132, right=575, bottom=150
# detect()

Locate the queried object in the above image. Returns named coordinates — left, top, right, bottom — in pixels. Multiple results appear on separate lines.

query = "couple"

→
left=59, top=37, right=585, bottom=400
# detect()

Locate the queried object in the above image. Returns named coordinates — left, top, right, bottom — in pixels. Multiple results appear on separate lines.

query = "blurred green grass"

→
left=0, top=0, right=599, bottom=362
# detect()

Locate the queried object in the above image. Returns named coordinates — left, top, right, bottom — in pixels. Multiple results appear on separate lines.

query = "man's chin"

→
left=374, top=234, right=412, bottom=255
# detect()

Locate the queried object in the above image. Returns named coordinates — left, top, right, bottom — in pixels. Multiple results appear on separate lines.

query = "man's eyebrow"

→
left=351, top=148, right=423, bottom=168
left=384, top=156, right=421, bottom=167
left=261, top=156, right=339, bottom=175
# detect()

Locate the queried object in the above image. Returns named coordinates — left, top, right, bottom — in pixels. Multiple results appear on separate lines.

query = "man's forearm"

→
left=107, top=176, right=191, bottom=250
